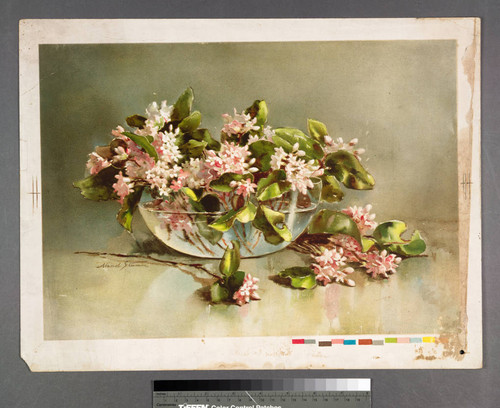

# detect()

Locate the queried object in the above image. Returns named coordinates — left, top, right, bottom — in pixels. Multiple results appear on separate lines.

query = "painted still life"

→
left=74, top=89, right=427, bottom=306
left=20, top=19, right=481, bottom=371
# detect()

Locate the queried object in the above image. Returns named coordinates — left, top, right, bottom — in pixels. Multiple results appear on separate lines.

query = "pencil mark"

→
left=28, top=176, right=41, bottom=210
left=460, top=172, right=472, bottom=200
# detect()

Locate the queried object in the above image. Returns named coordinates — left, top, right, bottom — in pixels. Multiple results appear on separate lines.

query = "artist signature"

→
left=96, top=260, right=147, bottom=270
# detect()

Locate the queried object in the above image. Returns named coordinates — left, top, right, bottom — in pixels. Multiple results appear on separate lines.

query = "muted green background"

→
left=40, top=41, right=457, bottom=252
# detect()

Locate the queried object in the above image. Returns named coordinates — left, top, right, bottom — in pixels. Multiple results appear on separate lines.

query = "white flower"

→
left=324, top=135, right=365, bottom=160
left=146, top=163, right=182, bottom=197
left=270, top=145, right=323, bottom=194
left=179, top=158, right=208, bottom=189
left=112, top=146, right=128, bottom=163
left=155, top=128, right=182, bottom=164
left=134, top=100, right=174, bottom=137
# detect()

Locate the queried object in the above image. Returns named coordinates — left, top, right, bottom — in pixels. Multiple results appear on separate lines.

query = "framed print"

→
left=20, top=18, right=481, bottom=371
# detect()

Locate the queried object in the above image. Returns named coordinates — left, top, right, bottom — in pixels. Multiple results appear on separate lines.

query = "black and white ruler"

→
left=153, top=379, right=371, bottom=408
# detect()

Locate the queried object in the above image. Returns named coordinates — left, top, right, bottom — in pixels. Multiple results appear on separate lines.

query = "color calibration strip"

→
left=154, top=378, right=371, bottom=392
left=292, top=336, right=439, bottom=346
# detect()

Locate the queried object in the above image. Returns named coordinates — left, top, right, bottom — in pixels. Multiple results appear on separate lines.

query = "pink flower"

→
left=111, top=125, right=125, bottom=139
left=342, top=204, right=377, bottom=234
left=363, top=249, right=401, bottom=278
left=180, top=159, right=210, bottom=189
left=233, top=274, right=261, bottom=306
left=221, top=109, right=260, bottom=137
left=311, top=247, right=356, bottom=287
left=330, top=234, right=363, bottom=262
left=125, top=151, right=155, bottom=179
left=86, top=152, right=111, bottom=175
left=206, top=142, right=257, bottom=176
left=169, top=178, right=183, bottom=192
left=323, top=135, right=365, bottom=160
left=229, top=178, right=257, bottom=198
left=160, top=212, right=195, bottom=234
left=112, top=171, right=133, bottom=204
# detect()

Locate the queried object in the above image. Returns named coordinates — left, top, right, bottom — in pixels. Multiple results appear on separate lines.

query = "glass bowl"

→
left=138, top=179, right=321, bottom=258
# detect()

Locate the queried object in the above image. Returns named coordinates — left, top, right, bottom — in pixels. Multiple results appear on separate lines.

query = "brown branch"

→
left=74, top=251, right=222, bottom=280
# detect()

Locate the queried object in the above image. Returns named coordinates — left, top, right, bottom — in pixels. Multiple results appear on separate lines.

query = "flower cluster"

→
left=78, top=90, right=371, bottom=231
left=270, top=144, right=324, bottom=194
left=342, top=204, right=377, bottom=234
left=363, top=250, right=401, bottom=278
left=311, top=247, right=355, bottom=287
left=323, top=135, right=365, bottom=160
left=233, top=274, right=261, bottom=306
left=205, top=142, right=258, bottom=176
left=221, top=109, right=260, bottom=137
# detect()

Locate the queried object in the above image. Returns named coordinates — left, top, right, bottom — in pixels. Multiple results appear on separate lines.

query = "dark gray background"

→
left=1, top=1, right=498, bottom=407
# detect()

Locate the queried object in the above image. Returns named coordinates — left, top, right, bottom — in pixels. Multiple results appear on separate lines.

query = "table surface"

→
left=43, top=222, right=460, bottom=341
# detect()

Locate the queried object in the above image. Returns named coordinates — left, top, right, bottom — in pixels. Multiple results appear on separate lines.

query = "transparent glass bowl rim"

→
left=139, top=178, right=322, bottom=216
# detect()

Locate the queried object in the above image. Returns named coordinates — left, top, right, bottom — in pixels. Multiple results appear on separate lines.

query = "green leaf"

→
left=235, top=202, right=257, bottom=223
left=219, top=240, right=240, bottom=277
left=388, top=231, right=427, bottom=256
left=126, top=114, right=147, bottom=129
left=122, top=131, right=159, bottom=162
left=180, top=139, right=207, bottom=157
left=73, top=166, right=120, bottom=201
left=324, top=151, right=374, bottom=190
left=116, top=186, right=144, bottom=232
left=209, top=209, right=240, bottom=232
left=320, top=174, right=344, bottom=203
left=210, top=282, right=230, bottom=303
left=361, top=237, right=377, bottom=252
left=199, top=194, right=221, bottom=212
left=208, top=201, right=254, bottom=231
left=192, top=128, right=221, bottom=151
left=195, top=214, right=223, bottom=245
left=373, top=221, right=408, bottom=244
left=256, top=169, right=291, bottom=201
left=273, top=127, right=324, bottom=160
left=252, top=205, right=292, bottom=244
left=210, top=173, right=252, bottom=193
left=182, top=187, right=202, bottom=202
left=227, top=270, right=246, bottom=292
left=179, top=110, right=202, bottom=133
left=374, top=221, right=427, bottom=256
left=172, top=87, right=194, bottom=122
left=279, top=267, right=317, bottom=289
left=245, top=100, right=268, bottom=127
left=248, top=140, right=275, bottom=171
left=308, top=209, right=362, bottom=245
left=307, top=119, right=329, bottom=143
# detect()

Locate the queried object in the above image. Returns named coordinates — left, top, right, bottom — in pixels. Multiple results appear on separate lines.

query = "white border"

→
left=20, top=18, right=481, bottom=371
